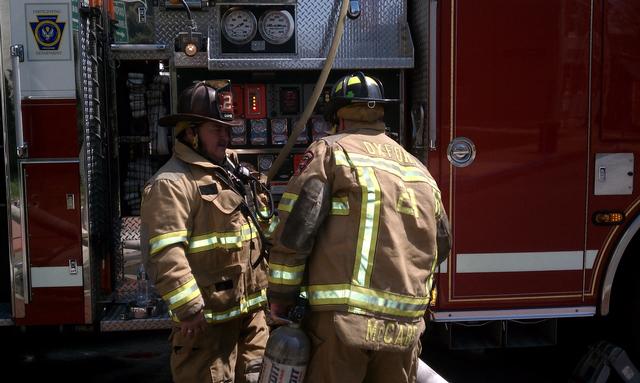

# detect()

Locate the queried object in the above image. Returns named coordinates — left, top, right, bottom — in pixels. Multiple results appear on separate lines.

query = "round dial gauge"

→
left=259, top=10, right=295, bottom=45
left=221, top=8, right=257, bottom=45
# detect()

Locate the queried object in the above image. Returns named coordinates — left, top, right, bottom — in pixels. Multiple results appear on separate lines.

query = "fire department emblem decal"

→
left=295, top=151, right=314, bottom=175
left=30, top=15, right=66, bottom=51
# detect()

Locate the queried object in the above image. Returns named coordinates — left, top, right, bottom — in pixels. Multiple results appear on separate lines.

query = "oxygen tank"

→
left=259, top=301, right=310, bottom=383
left=417, top=359, right=449, bottom=383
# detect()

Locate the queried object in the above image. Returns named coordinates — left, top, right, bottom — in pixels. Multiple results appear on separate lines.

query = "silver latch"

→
left=69, top=259, right=78, bottom=275
left=10, top=44, right=24, bottom=62
left=138, top=6, right=146, bottom=23
left=447, top=137, right=476, bottom=167
left=599, top=167, right=606, bottom=182
left=17, top=143, right=28, bottom=158
left=66, top=193, right=75, bottom=210
left=348, top=0, right=361, bottom=19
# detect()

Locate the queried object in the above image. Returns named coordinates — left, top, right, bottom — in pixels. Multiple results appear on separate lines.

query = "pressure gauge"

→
left=259, top=9, right=295, bottom=45
left=221, top=8, right=257, bottom=45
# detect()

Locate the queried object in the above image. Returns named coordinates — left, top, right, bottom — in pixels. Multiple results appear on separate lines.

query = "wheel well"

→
left=607, top=234, right=640, bottom=362
left=600, top=214, right=640, bottom=315
left=609, top=237, right=640, bottom=314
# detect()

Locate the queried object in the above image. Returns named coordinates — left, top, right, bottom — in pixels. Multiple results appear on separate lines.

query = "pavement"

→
left=0, top=327, right=172, bottom=383
left=0, top=316, right=637, bottom=382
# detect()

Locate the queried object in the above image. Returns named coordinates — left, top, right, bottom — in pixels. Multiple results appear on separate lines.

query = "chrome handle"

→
left=20, top=167, right=30, bottom=304
left=411, top=104, right=425, bottom=149
left=451, top=146, right=471, bottom=158
left=10, top=44, right=27, bottom=158
left=348, top=0, right=361, bottom=19
left=447, top=137, right=476, bottom=167
left=428, top=0, right=438, bottom=151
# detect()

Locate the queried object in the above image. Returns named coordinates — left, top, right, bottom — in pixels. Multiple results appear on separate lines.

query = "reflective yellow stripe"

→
left=149, top=230, right=189, bottom=256
left=269, top=263, right=305, bottom=286
left=170, top=289, right=268, bottom=324
left=397, top=188, right=418, bottom=217
left=163, top=277, right=201, bottom=311
left=330, top=197, right=350, bottom=215
left=426, top=264, right=437, bottom=305
left=277, top=192, right=299, bottom=213
left=188, top=223, right=257, bottom=253
left=353, top=166, right=381, bottom=287
left=307, top=284, right=429, bottom=318
left=265, top=215, right=280, bottom=238
left=426, top=223, right=440, bottom=305
left=205, top=289, right=267, bottom=323
left=335, top=151, right=439, bottom=191
left=434, top=191, right=442, bottom=219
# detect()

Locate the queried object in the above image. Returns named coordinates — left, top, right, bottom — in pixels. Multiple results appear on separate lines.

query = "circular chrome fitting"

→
left=447, top=137, right=476, bottom=167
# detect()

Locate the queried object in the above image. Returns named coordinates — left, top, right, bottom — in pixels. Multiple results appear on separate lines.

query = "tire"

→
left=630, top=276, right=640, bottom=364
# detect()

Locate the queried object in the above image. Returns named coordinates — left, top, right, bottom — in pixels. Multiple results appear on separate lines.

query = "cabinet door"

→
left=440, top=0, right=591, bottom=309
left=21, top=162, right=83, bottom=325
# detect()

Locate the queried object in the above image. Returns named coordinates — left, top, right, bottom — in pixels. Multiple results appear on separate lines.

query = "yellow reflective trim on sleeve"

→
left=269, top=263, right=306, bottom=286
left=264, top=215, right=280, bottom=238
left=204, top=289, right=267, bottom=323
left=277, top=192, right=299, bottom=213
left=162, top=277, right=201, bottom=311
left=330, top=197, right=350, bottom=215
left=149, top=230, right=189, bottom=256
left=334, top=151, right=440, bottom=191
left=306, top=284, right=429, bottom=319
left=170, top=289, right=268, bottom=324
left=188, top=223, right=258, bottom=253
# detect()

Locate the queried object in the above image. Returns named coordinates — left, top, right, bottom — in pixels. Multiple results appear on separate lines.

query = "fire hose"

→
left=266, top=0, right=351, bottom=182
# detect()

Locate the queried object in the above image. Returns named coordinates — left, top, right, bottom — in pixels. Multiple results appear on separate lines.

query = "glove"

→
left=269, top=302, right=293, bottom=325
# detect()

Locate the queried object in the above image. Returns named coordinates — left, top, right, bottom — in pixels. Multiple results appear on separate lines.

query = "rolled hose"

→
left=267, top=0, right=351, bottom=181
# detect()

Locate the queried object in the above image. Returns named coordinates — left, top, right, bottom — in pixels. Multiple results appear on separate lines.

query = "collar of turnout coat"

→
left=339, top=120, right=387, bottom=134
left=174, top=141, right=233, bottom=170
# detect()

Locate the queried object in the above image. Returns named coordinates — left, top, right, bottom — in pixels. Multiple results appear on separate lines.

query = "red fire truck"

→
left=0, top=0, right=638, bottom=363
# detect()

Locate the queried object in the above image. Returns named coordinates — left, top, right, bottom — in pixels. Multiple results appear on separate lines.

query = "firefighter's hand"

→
left=180, top=309, right=206, bottom=338
left=268, top=303, right=292, bottom=325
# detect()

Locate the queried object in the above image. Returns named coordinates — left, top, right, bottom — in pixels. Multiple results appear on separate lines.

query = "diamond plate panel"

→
left=111, top=50, right=170, bottom=61
left=100, top=304, right=172, bottom=332
left=209, top=0, right=413, bottom=70
left=154, top=6, right=214, bottom=45
left=120, top=216, right=141, bottom=241
left=120, top=1, right=413, bottom=68
left=174, top=51, right=208, bottom=68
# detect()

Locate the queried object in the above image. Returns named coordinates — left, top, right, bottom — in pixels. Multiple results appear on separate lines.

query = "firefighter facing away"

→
left=141, top=81, right=270, bottom=383
left=267, top=72, right=452, bottom=383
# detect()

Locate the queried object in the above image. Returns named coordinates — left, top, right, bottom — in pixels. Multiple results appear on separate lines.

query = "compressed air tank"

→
left=258, top=323, right=310, bottom=383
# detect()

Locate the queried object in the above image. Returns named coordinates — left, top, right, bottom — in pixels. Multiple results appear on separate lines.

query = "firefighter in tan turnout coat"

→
left=141, top=81, right=270, bottom=383
left=267, top=73, right=452, bottom=383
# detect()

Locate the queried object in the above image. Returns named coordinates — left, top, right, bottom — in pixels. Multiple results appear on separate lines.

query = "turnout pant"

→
left=169, top=309, right=269, bottom=383
left=304, top=311, right=422, bottom=383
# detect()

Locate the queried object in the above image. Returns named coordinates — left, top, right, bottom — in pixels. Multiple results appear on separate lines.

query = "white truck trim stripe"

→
left=31, top=266, right=83, bottom=288
left=436, top=250, right=598, bottom=273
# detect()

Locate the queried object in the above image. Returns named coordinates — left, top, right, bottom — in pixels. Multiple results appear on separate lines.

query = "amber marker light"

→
left=184, top=43, right=198, bottom=57
left=593, top=211, right=625, bottom=226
